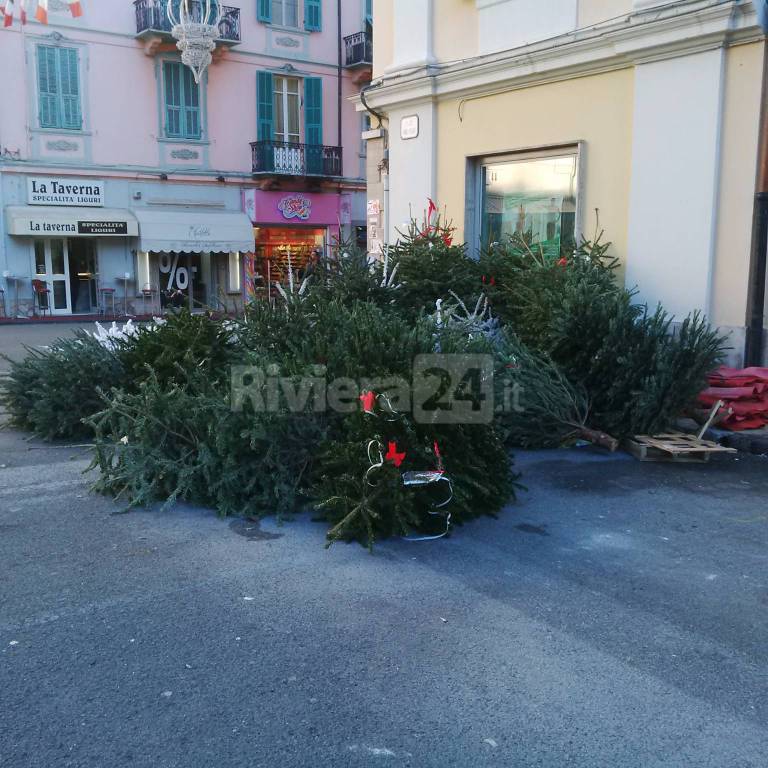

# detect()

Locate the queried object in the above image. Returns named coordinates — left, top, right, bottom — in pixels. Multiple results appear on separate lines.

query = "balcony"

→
left=250, top=140, right=343, bottom=178
left=134, top=0, right=241, bottom=44
left=344, top=31, right=373, bottom=68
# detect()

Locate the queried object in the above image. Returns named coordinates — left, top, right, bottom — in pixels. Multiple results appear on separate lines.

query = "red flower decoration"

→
left=385, top=441, right=406, bottom=468
left=557, top=257, right=568, bottom=267
left=359, top=390, right=376, bottom=414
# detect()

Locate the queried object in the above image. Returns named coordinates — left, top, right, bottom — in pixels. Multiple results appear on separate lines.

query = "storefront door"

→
left=34, top=239, right=71, bottom=315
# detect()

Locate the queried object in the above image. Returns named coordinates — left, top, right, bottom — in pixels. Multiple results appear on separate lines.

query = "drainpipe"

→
left=745, top=11, right=768, bottom=366
left=337, top=0, right=343, bottom=151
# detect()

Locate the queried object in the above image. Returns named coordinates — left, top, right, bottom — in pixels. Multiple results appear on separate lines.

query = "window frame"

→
left=271, top=0, right=300, bottom=28
left=467, top=142, right=584, bottom=255
left=273, top=74, right=302, bottom=144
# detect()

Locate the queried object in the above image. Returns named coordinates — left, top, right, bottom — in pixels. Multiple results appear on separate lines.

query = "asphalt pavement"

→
left=0, top=323, right=101, bottom=369
left=1, top=427, right=767, bottom=767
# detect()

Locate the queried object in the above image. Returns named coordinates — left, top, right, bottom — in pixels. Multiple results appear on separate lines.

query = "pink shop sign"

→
left=243, top=189, right=342, bottom=226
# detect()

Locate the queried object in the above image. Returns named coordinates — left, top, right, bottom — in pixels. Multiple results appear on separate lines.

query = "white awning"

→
left=5, top=206, right=138, bottom=237
left=134, top=208, right=255, bottom=254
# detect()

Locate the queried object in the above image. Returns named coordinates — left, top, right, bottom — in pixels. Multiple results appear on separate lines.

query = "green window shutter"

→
left=164, top=62, right=182, bottom=138
left=257, top=0, right=271, bottom=23
left=181, top=65, right=201, bottom=139
left=58, top=48, right=82, bottom=130
left=365, top=0, right=372, bottom=25
left=257, top=71, right=274, bottom=141
left=304, top=77, right=322, bottom=145
left=37, top=45, right=60, bottom=129
left=304, top=76, right=322, bottom=174
left=304, top=0, right=321, bottom=31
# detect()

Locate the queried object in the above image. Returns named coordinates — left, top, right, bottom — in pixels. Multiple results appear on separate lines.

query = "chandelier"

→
left=167, top=0, right=223, bottom=84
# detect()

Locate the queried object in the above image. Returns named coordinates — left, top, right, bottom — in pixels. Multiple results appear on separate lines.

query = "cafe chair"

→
left=31, top=279, right=51, bottom=317
left=98, top=286, right=117, bottom=318
left=140, top=284, right=160, bottom=317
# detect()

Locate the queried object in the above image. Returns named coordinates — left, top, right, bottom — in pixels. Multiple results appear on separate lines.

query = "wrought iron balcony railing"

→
left=134, top=0, right=241, bottom=43
left=250, top=140, right=343, bottom=178
left=344, top=31, right=373, bottom=67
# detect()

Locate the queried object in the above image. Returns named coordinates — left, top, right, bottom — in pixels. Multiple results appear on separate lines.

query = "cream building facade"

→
left=361, top=0, right=768, bottom=365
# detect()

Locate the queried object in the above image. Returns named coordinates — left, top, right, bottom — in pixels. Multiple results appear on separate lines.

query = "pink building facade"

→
left=0, top=0, right=372, bottom=317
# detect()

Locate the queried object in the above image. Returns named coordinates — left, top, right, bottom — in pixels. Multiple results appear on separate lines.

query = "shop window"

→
left=228, top=252, right=241, bottom=292
left=34, top=240, right=47, bottom=275
left=163, top=61, right=202, bottom=140
left=479, top=149, right=579, bottom=255
left=36, top=45, right=82, bottom=131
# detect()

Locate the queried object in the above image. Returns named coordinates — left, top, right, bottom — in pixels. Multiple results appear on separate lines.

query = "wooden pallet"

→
left=625, top=432, right=737, bottom=463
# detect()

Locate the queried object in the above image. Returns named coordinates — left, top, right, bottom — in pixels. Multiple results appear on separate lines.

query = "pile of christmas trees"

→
left=1, top=219, right=725, bottom=547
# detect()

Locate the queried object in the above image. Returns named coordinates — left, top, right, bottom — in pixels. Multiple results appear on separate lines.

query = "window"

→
left=480, top=150, right=579, bottom=254
left=37, top=45, right=82, bottom=130
left=228, top=252, right=242, bottom=292
left=163, top=61, right=202, bottom=140
left=273, top=76, right=300, bottom=144
left=272, top=0, right=299, bottom=27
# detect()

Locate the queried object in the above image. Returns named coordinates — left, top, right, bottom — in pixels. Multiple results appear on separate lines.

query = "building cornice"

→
left=361, top=0, right=762, bottom=111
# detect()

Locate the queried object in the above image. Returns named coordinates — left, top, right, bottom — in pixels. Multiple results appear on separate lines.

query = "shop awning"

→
left=134, top=209, right=255, bottom=253
left=5, top=206, right=138, bottom=237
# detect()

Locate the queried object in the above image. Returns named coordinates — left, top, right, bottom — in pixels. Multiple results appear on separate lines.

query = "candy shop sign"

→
left=278, top=194, right=312, bottom=221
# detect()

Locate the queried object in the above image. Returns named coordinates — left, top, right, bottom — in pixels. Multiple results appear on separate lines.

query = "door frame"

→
left=33, top=238, right=72, bottom=315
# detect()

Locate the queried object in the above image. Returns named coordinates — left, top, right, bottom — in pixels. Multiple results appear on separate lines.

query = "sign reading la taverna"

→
left=27, top=176, right=104, bottom=207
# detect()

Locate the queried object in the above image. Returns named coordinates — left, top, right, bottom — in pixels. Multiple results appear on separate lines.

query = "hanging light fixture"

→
left=166, top=0, right=223, bottom=85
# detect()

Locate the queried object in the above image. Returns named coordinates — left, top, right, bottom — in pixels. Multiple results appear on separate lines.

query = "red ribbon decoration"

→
left=433, top=441, right=444, bottom=473
left=359, top=390, right=376, bottom=414
left=385, top=441, right=406, bottom=468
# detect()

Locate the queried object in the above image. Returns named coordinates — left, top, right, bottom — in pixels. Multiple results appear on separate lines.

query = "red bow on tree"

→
left=385, top=441, right=406, bottom=468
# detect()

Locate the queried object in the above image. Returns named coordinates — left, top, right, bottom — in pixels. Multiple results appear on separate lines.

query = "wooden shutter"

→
left=164, top=62, right=182, bottom=138
left=365, top=0, right=372, bottom=24
left=257, top=71, right=274, bottom=141
left=58, top=47, right=82, bottom=130
left=304, top=0, right=321, bottom=31
left=182, top=65, right=201, bottom=139
left=257, top=0, right=271, bottom=22
left=304, top=77, right=322, bottom=145
left=304, top=77, right=322, bottom=174
left=37, top=45, right=59, bottom=129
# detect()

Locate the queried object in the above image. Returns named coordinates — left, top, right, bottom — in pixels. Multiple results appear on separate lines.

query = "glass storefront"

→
left=480, top=151, right=579, bottom=254
left=32, top=237, right=98, bottom=315
left=247, top=226, right=327, bottom=297
left=136, top=250, right=242, bottom=312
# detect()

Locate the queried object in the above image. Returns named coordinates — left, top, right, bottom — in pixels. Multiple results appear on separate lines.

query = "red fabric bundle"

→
left=698, top=366, right=768, bottom=431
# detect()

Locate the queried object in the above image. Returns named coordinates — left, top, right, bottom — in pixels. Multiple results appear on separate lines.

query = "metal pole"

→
left=337, top=0, right=343, bottom=150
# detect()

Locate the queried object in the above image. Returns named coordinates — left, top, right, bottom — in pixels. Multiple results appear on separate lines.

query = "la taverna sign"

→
left=27, top=176, right=104, bottom=207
